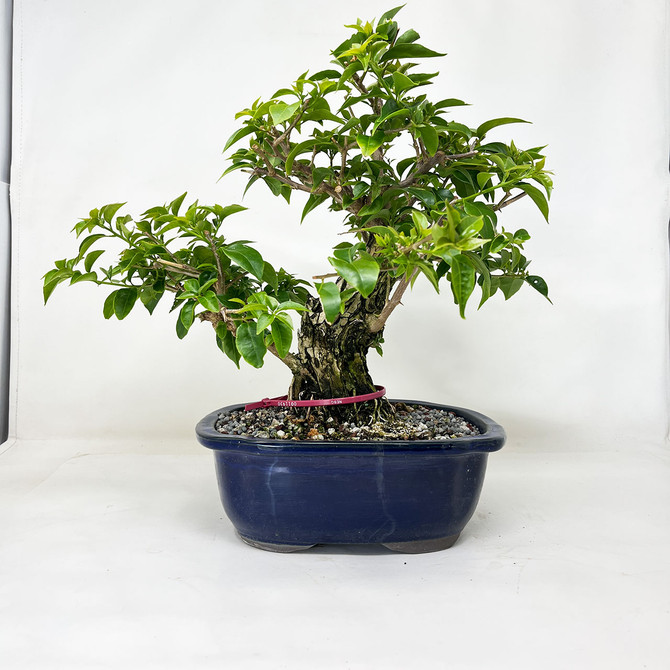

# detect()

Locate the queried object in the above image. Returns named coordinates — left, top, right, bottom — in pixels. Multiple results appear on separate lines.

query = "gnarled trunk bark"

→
left=288, top=274, right=395, bottom=421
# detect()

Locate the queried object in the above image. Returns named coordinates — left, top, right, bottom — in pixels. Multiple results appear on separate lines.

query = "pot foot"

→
left=238, top=534, right=316, bottom=553
left=382, top=533, right=461, bottom=554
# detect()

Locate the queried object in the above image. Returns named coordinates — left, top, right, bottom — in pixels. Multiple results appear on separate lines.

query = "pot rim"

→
left=196, top=399, right=506, bottom=455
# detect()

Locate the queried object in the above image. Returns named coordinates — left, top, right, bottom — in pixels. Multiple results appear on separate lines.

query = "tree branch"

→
left=204, top=232, right=225, bottom=294
left=351, top=71, right=382, bottom=115
left=368, top=268, right=420, bottom=334
left=200, top=308, right=299, bottom=373
left=252, top=164, right=345, bottom=207
left=267, top=343, right=301, bottom=373
left=398, top=150, right=479, bottom=188
left=153, top=258, right=200, bottom=278
left=493, top=191, right=527, bottom=211
left=251, top=143, right=276, bottom=176
left=350, top=71, right=369, bottom=94
left=251, top=167, right=313, bottom=194
left=272, top=99, right=311, bottom=149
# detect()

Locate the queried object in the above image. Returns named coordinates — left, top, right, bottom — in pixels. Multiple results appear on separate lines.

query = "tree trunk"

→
left=288, top=274, right=395, bottom=421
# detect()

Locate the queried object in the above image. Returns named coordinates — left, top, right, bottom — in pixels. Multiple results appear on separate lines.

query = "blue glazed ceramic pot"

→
left=196, top=400, right=505, bottom=553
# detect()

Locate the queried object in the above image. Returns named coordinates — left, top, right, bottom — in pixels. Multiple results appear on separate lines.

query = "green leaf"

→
left=169, top=192, right=187, bottom=215
left=445, top=121, right=474, bottom=139
left=197, top=291, right=220, bottom=312
left=100, top=203, right=126, bottom=224
left=301, top=193, right=328, bottom=222
left=462, top=251, right=492, bottom=309
left=310, top=69, right=341, bottom=81
left=256, top=312, right=274, bottom=334
left=270, top=101, right=300, bottom=125
left=517, top=182, right=550, bottom=222
left=216, top=324, right=241, bottom=368
left=217, top=204, right=247, bottom=220
left=113, top=288, right=138, bottom=320
left=489, top=235, right=507, bottom=254
left=406, top=187, right=436, bottom=207
left=84, top=249, right=105, bottom=272
left=525, top=275, right=551, bottom=302
left=337, top=60, right=364, bottom=87
left=356, top=198, right=384, bottom=218
left=411, top=209, right=430, bottom=232
left=271, top=87, right=298, bottom=99
left=284, top=139, right=319, bottom=175
left=499, top=276, right=524, bottom=300
left=140, top=285, right=163, bottom=315
left=417, top=125, right=439, bottom=156
left=378, top=5, right=405, bottom=23
left=317, top=282, right=343, bottom=324
left=356, top=132, right=386, bottom=157
left=371, top=108, right=410, bottom=134
left=263, top=262, right=279, bottom=291
left=450, top=255, right=475, bottom=318
left=43, top=277, right=64, bottom=304
left=102, top=291, right=116, bottom=319
left=77, top=234, right=106, bottom=258
left=261, top=176, right=282, bottom=197
left=223, top=125, right=256, bottom=152
left=476, top=172, right=494, bottom=189
left=380, top=43, right=445, bottom=62
left=395, top=29, right=419, bottom=45
left=249, top=292, right=279, bottom=309
left=69, top=271, right=97, bottom=285
left=329, top=253, right=379, bottom=298
left=434, top=98, right=468, bottom=110
left=271, top=318, right=293, bottom=359
left=180, top=278, right=198, bottom=294
left=278, top=300, right=307, bottom=312
left=175, top=317, right=189, bottom=340
left=311, top=166, right=332, bottom=189
left=179, top=300, right=195, bottom=330
left=236, top=322, right=267, bottom=368
left=417, top=261, right=440, bottom=292
left=396, top=156, right=416, bottom=178
left=391, top=71, right=416, bottom=93
left=476, top=117, right=529, bottom=138
left=304, top=105, right=343, bottom=123
left=533, top=172, right=553, bottom=198
left=222, top=243, right=265, bottom=280
left=457, top=215, right=484, bottom=239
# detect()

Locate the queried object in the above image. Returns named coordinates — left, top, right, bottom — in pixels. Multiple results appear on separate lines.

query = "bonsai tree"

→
left=44, top=7, right=552, bottom=421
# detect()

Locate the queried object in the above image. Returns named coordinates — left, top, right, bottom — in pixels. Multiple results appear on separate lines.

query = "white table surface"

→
left=1, top=437, right=668, bottom=669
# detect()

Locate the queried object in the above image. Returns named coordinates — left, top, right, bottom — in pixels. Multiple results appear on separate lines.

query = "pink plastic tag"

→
left=244, top=385, right=386, bottom=411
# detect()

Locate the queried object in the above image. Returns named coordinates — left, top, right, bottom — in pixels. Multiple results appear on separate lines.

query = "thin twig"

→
left=493, top=191, right=527, bottom=211
left=204, top=232, right=225, bottom=294
left=334, top=139, right=348, bottom=187
left=153, top=258, right=200, bottom=278
left=350, top=72, right=369, bottom=95
left=251, top=143, right=276, bottom=176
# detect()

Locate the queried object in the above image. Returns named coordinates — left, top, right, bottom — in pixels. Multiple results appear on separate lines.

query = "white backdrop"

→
left=9, top=0, right=669, bottom=450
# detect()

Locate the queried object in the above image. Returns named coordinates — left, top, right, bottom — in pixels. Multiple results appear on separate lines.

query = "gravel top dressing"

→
left=215, top=402, right=480, bottom=441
